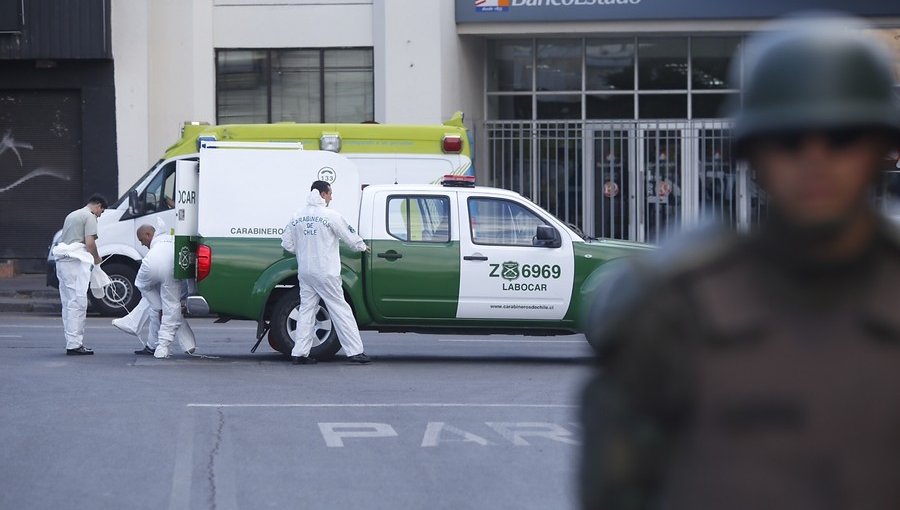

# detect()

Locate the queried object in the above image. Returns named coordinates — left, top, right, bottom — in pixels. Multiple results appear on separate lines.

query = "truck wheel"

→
left=88, top=263, right=141, bottom=317
left=267, top=290, right=341, bottom=361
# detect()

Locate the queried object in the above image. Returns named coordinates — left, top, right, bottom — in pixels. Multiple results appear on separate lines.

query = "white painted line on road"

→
left=438, top=338, right=584, bottom=344
left=486, top=422, right=580, bottom=446
left=422, top=422, right=493, bottom=447
left=0, top=334, right=22, bottom=338
left=187, top=403, right=577, bottom=409
left=319, top=423, right=398, bottom=447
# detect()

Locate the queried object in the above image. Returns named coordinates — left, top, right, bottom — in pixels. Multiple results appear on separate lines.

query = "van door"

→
left=367, top=191, right=460, bottom=319
left=122, top=159, right=180, bottom=251
left=456, top=193, right=574, bottom=321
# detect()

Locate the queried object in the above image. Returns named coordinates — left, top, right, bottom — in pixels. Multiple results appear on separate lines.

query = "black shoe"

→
left=292, top=356, right=318, bottom=365
left=66, top=346, right=94, bottom=356
left=134, top=346, right=155, bottom=356
left=347, top=353, right=372, bottom=364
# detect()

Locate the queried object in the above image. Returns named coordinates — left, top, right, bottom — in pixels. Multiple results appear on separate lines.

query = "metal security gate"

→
left=638, top=126, right=685, bottom=244
left=589, top=126, right=633, bottom=240
left=487, top=120, right=900, bottom=243
left=486, top=120, right=766, bottom=243
left=488, top=122, right=584, bottom=233
left=0, top=90, right=83, bottom=259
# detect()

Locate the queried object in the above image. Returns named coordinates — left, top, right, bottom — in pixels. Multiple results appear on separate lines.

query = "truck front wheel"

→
left=267, top=290, right=341, bottom=361
left=88, top=262, right=141, bottom=317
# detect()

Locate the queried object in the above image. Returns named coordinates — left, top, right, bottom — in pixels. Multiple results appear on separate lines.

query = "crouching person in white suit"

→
left=112, top=225, right=161, bottom=355
left=132, top=224, right=189, bottom=359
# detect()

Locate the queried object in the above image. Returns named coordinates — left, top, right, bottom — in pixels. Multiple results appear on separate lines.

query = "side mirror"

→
left=534, top=225, right=561, bottom=248
left=128, top=189, right=142, bottom=216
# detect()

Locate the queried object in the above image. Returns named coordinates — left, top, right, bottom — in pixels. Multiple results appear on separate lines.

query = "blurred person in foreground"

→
left=580, top=15, right=900, bottom=510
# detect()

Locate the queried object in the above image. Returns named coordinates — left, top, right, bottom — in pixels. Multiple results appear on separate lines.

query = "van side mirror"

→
left=128, top=189, right=142, bottom=216
left=533, top=225, right=561, bottom=248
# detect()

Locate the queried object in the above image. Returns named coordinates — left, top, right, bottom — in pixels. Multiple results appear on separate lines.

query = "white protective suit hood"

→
left=281, top=189, right=367, bottom=278
left=307, top=189, right=326, bottom=207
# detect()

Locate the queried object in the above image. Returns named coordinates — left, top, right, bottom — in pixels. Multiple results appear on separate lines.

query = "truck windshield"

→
left=111, top=160, right=163, bottom=208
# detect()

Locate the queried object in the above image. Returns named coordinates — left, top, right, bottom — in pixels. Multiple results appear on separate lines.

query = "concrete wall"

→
left=111, top=0, right=150, bottom=193
left=213, top=1, right=373, bottom=48
left=112, top=0, right=483, bottom=192
left=112, top=0, right=215, bottom=192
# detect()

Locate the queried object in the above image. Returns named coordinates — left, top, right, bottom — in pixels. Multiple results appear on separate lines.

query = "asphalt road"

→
left=0, top=314, right=595, bottom=510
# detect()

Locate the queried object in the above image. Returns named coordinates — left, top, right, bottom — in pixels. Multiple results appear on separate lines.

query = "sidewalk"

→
left=0, top=274, right=61, bottom=314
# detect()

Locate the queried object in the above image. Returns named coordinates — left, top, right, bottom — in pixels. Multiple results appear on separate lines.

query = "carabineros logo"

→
left=501, top=261, right=519, bottom=281
left=178, top=246, right=192, bottom=270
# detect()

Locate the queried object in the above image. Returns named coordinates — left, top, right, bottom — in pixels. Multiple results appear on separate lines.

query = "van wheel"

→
left=88, top=263, right=141, bottom=317
left=267, top=290, right=341, bottom=361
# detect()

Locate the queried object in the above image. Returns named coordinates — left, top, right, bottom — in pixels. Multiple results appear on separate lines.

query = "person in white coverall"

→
left=133, top=223, right=183, bottom=359
left=110, top=224, right=162, bottom=356
left=280, top=180, right=372, bottom=365
left=53, top=195, right=108, bottom=355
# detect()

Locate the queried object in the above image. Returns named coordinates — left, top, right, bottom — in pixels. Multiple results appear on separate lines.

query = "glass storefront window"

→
left=488, top=95, right=533, bottom=120
left=586, top=38, right=635, bottom=91
left=639, top=94, right=687, bottom=119
left=692, top=93, right=738, bottom=119
left=488, top=40, right=533, bottom=92
left=216, top=50, right=268, bottom=123
left=536, top=39, right=582, bottom=91
left=586, top=94, right=634, bottom=119
left=271, top=50, right=320, bottom=123
left=217, top=48, right=374, bottom=124
left=537, top=95, right=582, bottom=119
left=323, top=49, right=374, bottom=122
left=638, top=37, right=688, bottom=90
left=485, top=36, right=756, bottom=121
left=692, top=37, right=740, bottom=90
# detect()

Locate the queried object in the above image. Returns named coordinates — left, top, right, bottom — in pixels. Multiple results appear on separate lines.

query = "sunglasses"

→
left=758, top=128, right=874, bottom=153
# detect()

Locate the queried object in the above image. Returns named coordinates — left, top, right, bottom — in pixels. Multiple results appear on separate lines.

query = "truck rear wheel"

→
left=267, top=290, right=341, bottom=361
left=88, top=262, right=141, bottom=317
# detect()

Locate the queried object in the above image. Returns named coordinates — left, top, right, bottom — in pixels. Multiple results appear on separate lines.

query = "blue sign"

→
left=456, top=0, right=900, bottom=23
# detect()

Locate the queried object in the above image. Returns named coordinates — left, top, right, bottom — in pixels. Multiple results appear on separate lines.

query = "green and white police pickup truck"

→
left=175, top=142, right=649, bottom=359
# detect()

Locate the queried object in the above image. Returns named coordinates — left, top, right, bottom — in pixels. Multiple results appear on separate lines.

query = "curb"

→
left=0, top=298, right=61, bottom=314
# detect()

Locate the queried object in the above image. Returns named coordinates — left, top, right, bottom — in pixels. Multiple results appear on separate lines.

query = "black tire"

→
left=267, top=289, right=341, bottom=360
left=88, top=262, right=141, bottom=317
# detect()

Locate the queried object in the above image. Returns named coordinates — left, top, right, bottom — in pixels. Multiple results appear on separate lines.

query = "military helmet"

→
left=732, top=15, right=900, bottom=146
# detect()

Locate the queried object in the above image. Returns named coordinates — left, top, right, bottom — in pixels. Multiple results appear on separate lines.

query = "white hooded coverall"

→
left=52, top=242, right=94, bottom=350
left=281, top=189, right=367, bottom=358
left=134, top=230, right=182, bottom=358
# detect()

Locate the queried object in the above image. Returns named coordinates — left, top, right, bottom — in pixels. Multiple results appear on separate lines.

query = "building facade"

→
left=2, top=0, right=900, bottom=267
left=0, top=0, right=117, bottom=269
left=110, top=0, right=900, bottom=245
left=460, top=1, right=900, bottom=242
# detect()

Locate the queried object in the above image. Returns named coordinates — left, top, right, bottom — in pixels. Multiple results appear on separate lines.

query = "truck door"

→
left=457, top=193, right=574, bottom=321
left=367, top=191, right=460, bottom=319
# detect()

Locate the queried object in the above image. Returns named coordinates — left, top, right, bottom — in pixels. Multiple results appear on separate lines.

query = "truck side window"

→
left=386, top=196, right=450, bottom=243
left=468, top=197, right=550, bottom=247
left=140, top=161, right=177, bottom=214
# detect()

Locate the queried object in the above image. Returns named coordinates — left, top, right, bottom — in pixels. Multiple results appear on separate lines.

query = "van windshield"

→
left=111, top=160, right=163, bottom=208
